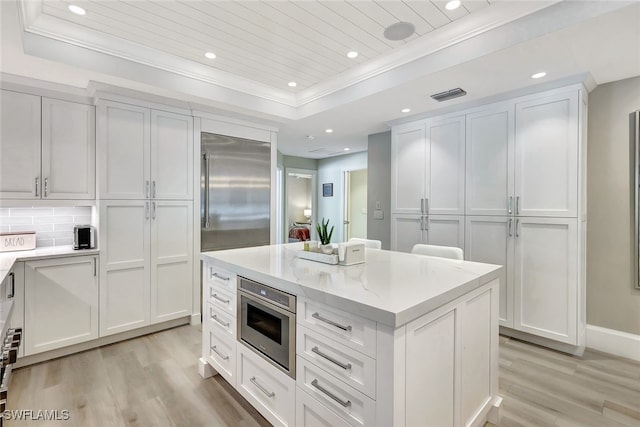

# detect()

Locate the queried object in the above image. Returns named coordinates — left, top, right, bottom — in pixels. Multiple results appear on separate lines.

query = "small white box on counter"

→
left=0, top=231, right=36, bottom=252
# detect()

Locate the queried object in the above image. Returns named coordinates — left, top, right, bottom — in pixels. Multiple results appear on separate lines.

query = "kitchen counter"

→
left=0, top=246, right=99, bottom=283
left=201, top=242, right=501, bottom=327
left=200, top=242, right=502, bottom=427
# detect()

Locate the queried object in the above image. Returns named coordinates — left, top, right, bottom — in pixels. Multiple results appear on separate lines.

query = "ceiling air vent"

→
left=430, top=88, right=467, bottom=102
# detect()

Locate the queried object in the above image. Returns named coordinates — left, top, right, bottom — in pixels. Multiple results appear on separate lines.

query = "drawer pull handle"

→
left=211, top=346, right=229, bottom=361
left=312, top=312, right=352, bottom=332
left=311, top=346, right=351, bottom=370
left=211, top=314, right=230, bottom=328
left=212, top=293, right=230, bottom=305
left=212, top=272, right=230, bottom=281
left=250, top=376, right=275, bottom=398
left=311, top=379, right=351, bottom=408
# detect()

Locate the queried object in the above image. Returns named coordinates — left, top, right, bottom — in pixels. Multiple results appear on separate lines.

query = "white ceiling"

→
left=2, top=0, right=639, bottom=158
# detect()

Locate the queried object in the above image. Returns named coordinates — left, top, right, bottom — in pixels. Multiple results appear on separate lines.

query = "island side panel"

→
left=378, top=278, right=500, bottom=427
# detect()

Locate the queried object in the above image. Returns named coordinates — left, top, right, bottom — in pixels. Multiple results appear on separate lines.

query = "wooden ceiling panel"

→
left=36, top=0, right=494, bottom=91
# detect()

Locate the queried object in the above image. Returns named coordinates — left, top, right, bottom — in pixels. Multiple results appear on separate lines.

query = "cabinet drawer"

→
left=297, top=325, right=376, bottom=399
left=206, top=302, right=236, bottom=340
left=207, top=284, right=236, bottom=316
left=297, top=356, right=375, bottom=427
left=205, top=327, right=236, bottom=387
left=296, top=386, right=354, bottom=427
left=206, top=264, right=236, bottom=293
left=298, top=298, right=377, bottom=358
left=237, top=344, right=295, bottom=427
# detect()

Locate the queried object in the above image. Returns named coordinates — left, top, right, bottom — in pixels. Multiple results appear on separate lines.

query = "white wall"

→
left=317, top=151, right=367, bottom=243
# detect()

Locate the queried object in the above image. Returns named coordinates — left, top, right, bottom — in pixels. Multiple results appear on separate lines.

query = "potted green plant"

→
left=316, top=218, right=334, bottom=254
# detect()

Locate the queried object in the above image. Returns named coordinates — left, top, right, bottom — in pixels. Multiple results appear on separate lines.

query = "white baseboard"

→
left=586, top=324, right=640, bottom=362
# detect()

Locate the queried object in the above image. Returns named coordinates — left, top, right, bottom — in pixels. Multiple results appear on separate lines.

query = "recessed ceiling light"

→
left=531, top=72, right=547, bottom=79
left=445, top=0, right=461, bottom=11
left=347, top=51, right=358, bottom=59
left=383, top=22, right=415, bottom=41
left=325, top=129, right=333, bottom=133
left=204, top=52, right=216, bottom=59
left=401, top=108, right=411, bottom=113
left=288, top=81, right=297, bottom=87
left=68, top=4, right=86, bottom=15
left=344, top=148, right=350, bottom=151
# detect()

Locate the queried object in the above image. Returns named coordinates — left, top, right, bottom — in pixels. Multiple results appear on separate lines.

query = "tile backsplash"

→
left=0, top=206, right=94, bottom=247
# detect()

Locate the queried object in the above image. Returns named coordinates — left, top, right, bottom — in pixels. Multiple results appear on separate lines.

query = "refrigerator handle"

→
left=204, top=153, right=211, bottom=229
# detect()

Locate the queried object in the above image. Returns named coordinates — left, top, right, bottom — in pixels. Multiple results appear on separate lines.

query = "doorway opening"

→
left=285, top=168, right=317, bottom=242
left=342, top=168, right=367, bottom=241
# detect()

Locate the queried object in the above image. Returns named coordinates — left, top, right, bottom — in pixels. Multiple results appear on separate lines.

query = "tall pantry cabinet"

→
left=391, top=85, right=586, bottom=351
left=97, top=100, right=194, bottom=336
left=391, top=115, right=466, bottom=252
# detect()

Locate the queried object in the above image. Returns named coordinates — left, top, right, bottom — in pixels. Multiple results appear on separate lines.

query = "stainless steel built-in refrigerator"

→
left=201, top=132, right=270, bottom=251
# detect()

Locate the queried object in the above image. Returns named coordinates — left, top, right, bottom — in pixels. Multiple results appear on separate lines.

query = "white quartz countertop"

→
left=0, top=245, right=99, bottom=283
left=202, top=243, right=502, bottom=328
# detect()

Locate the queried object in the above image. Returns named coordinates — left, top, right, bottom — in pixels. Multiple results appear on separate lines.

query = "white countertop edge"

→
left=201, top=253, right=502, bottom=328
left=0, top=246, right=100, bottom=282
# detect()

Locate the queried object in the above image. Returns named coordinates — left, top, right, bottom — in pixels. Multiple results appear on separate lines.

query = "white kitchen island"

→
left=200, top=243, right=502, bottom=427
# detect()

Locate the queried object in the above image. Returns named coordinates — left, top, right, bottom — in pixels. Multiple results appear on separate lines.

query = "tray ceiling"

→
left=32, top=0, right=491, bottom=92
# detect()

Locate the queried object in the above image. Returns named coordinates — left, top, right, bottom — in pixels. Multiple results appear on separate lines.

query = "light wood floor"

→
left=6, top=325, right=640, bottom=427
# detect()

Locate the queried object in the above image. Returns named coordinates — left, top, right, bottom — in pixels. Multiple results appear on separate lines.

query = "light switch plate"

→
left=373, top=210, right=384, bottom=220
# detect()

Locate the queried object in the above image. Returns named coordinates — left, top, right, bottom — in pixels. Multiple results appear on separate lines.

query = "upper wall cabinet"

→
left=391, top=115, right=466, bottom=216
left=0, top=90, right=95, bottom=200
left=97, top=100, right=193, bottom=200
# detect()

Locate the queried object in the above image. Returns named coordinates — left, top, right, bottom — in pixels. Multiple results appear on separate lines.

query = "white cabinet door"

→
left=24, top=256, right=98, bottom=355
left=515, top=91, right=579, bottom=217
left=100, top=201, right=151, bottom=336
left=405, top=308, right=456, bottom=427
left=391, top=124, right=426, bottom=214
left=427, top=115, right=466, bottom=215
left=391, top=214, right=424, bottom=253
left=97, top=101, right=150, bottom=199
left=465, top=216, right=514, bottom=327
left=426, top=215, right=465, bottom=251
left=466, top=105, right=514, bottom=216
left=41, top=98, right=95, bottom=199
left=150, top=200, right=193, bottom=323
left=150, top=110, right=193, bottom=200
left=0, top=90, right=41, bottom=199
left=513, top=217, right=578, bottom=344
